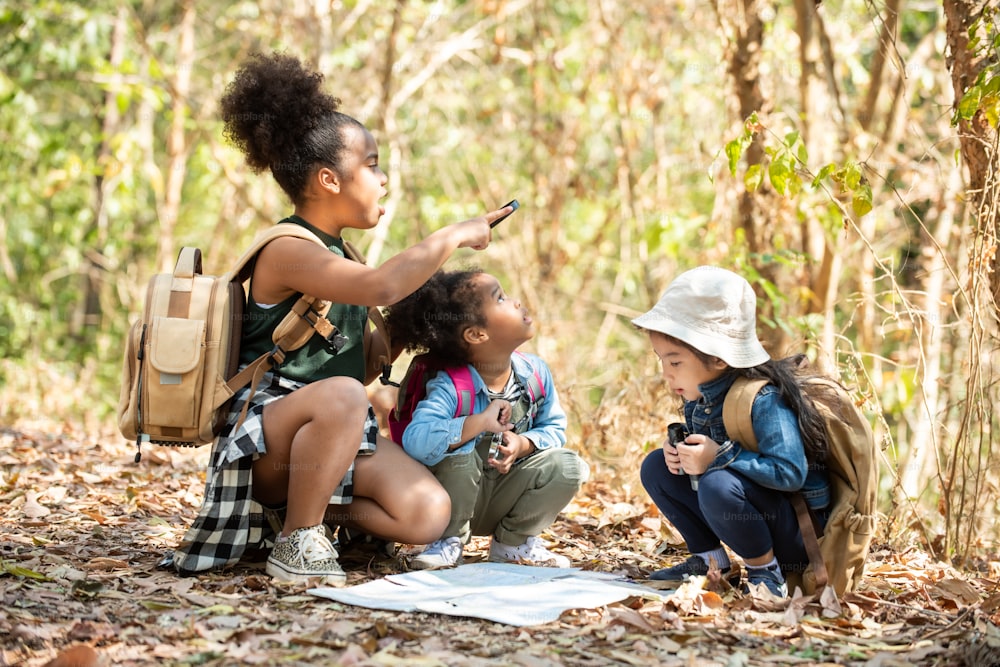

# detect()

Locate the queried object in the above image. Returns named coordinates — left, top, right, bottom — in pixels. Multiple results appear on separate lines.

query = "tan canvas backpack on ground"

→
left=722, top=372, right=879, bottom=596
left=117, top=225, right=391, bottom=461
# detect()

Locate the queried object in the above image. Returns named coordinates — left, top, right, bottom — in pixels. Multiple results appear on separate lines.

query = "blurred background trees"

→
left=1, top=0, right=997, bottom=566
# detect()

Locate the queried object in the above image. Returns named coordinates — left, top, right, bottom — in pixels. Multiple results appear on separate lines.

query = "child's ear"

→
left=463, top=326, right=488, bottom=346
left=317, top=166, right=340, bottom=193
left=711, top=357, right=729, bottom=371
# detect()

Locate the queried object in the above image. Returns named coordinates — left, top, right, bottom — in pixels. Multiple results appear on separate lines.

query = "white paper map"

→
left=308, top=562, right=665, bottom=626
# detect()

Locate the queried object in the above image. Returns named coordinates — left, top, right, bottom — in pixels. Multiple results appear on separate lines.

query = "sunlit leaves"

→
left=829, top=162, right=873, bottom=218
left=767, top=147, right=797, bottom=196
left=953, top=8, right=1000, bottom=128
left=726, top=133, right=750, bottom=176
left=725, top=111, right=760, bottom=176
left=744, top=163, right=763, bottom=191
left=722, top=115, right=872, bottom=219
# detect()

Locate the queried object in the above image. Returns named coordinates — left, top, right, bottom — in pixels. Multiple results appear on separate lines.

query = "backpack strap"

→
left=723, top=375, right=829, bottom=593
left=445, top=366, right=476, bottom=417
left=791, top=493, right=830, bottom=590
left=513, top=351, right=547, bottom=405
left=227, top=224, right=328, bottom=283
left=722, top=376, right=767, bottom=451
left=440, top=355, right=541, bottom=420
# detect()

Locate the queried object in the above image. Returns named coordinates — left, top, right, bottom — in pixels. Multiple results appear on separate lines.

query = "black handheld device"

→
left=667, top=423, right=689, bottom=446
left=667, top=422, right=699, bottom=491
left=490, top=199, right=520, bottom=228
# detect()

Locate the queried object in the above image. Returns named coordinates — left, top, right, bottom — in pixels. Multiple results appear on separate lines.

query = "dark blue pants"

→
left=640, top=449, right=810, bottom=572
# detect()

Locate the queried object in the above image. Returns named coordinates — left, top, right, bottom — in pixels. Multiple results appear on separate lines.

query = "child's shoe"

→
left=266, top=525, right=346, bottom=587
left=649, top=554, right=740, bottom=587
left=488, top=536, right=571, bottom=567
left=410, top=536, right=463, bottom=570
left=744, top=564, right=788, bottom=597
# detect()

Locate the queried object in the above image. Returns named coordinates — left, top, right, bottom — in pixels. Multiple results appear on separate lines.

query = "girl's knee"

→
left=407, top=483, right=451, bottom=543
left=312, top=377, right=369, bottom=420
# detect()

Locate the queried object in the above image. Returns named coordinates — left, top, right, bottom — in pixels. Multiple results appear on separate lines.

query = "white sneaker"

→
left=266, top=525, right=346, bottom=587
left=410, top=537, right=463, bottom=570
left=488, top=536, right=571, bottom=567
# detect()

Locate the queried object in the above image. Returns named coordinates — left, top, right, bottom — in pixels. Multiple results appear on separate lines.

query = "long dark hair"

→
left=737, top=355, right=835, bottom=463
left=385, top=269, right=486, bottom=367
left=220, top=51, right=364, bottom=206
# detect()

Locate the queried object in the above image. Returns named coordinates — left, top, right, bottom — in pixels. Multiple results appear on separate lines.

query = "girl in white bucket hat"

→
left=632, top=266, right=832, bottom=598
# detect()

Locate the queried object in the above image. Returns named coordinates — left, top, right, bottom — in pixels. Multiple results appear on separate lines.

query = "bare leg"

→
left=253, top=376, right=369, bottom=536
left=341, top=435, right=451, bottom=545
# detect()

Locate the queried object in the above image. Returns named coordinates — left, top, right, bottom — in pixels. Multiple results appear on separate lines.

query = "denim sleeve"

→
left=520, top=360, right=567, bottom=451
left=401, top=371, right=471, bottom=466
left=723, top=387, right=808, bottom=491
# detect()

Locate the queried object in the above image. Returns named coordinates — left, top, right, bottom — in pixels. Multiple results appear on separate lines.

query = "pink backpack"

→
left=388, top=352, right=545, bottom=444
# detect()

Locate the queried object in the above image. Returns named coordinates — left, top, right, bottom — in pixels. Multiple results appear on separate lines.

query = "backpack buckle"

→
left=303, top=309, right=348, bottom=355
left=380, top=364, right=398, bottom=387
left=322, top=330, right=349, bottom=354
left=268, top=346, right=288, bottom=368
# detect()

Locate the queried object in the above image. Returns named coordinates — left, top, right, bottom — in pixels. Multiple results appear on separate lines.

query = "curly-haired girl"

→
left=172, top=52, right=513, bottom=586
left=385, top=269, right=588, bottom=570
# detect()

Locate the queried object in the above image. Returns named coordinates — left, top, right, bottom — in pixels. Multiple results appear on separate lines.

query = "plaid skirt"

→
left=172, top=371, right=378, bottom=574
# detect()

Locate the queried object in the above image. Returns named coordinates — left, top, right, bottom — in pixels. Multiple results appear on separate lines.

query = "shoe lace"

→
left=295, top=528, right=338, bottom=565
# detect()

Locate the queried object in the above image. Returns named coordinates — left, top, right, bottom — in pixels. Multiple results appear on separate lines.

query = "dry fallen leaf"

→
left=23, top=491, right=51, bottom=519
left=42, top=644, right=105, bottom=667
left=0, top=424, right=995, bottom=666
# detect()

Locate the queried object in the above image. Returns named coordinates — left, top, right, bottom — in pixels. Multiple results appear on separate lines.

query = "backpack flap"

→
left=141, top=315, right=206, bottom=432
left=149, top=316, right=205, bottom=377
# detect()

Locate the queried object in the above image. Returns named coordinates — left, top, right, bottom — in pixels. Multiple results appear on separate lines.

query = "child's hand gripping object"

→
left=668, top=423, right=698, bottom=491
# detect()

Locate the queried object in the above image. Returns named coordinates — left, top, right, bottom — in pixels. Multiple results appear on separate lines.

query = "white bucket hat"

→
left=631, top=266, right=770, bottom=368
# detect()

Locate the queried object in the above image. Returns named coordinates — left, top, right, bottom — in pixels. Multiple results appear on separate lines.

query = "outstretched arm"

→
left=251, top=205, right=514, bottom=307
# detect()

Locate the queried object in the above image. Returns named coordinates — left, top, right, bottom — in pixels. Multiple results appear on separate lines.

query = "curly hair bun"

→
left=220, top=52, right=341, bottom=174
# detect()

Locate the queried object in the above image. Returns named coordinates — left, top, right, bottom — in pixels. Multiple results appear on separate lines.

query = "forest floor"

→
left=2, top=423, right=1000, bottom=667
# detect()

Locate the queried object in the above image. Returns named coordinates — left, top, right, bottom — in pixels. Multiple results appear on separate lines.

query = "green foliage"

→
left=723, top=113, right=873, bottom=220
left=953, top=6, right=1000, bottom=128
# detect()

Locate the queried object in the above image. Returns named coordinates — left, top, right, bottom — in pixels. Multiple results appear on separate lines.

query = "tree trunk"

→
left=943, top=0, right=1000, bottom=309
left=713, top=0, right=791, bottom=350
left=715, top=0, right=767, bottom=258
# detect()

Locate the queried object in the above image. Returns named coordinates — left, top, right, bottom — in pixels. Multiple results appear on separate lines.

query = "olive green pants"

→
left=429, top=445, right=589, bottom=547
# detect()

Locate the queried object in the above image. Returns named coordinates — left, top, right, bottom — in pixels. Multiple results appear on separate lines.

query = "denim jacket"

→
left=686, top=372, right=830, bottom=509
left=402, top=352, right=567, bottom=466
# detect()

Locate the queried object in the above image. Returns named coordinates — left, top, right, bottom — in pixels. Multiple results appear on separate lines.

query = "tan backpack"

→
left=722, top=373, right=879, bottom=596
left=117, top=225, right=391, bottom=461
